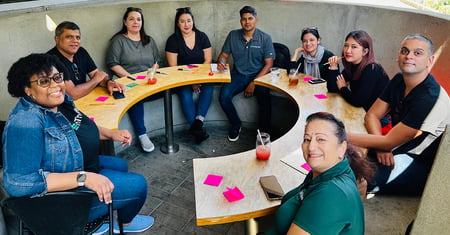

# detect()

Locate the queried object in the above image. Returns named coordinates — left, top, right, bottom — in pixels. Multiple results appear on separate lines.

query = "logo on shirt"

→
left=71, top=107, right=83, bottom=131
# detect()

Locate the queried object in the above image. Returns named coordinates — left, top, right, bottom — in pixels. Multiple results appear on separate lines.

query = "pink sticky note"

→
left=95, top=96, right=109, bottom=102
left=187, top=65, right=197, bottom=69
left=203, top=174, right=223, bottom=186
left=303, top=77, right=313, bottom=81
left=314, top=94, right=328, bottom=99
left=223, top=187, right=245, bottom=202
left=135, top=75, right=146, bottom=80
left=301, top=163, right=312, bottom=171
left=89, top=117, right=95, bottom=121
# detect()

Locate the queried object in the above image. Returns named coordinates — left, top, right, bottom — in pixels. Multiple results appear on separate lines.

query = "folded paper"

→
left=136, top=75, right=146, bottom=80
left=301, top=163, right=312, bottom=171
left=223, top=187, right=245, bottom=202
left=95, top=96, right=109, bottom=102
left=303, top=77, right=313, bottom=81
left=203, top=174, right=223, bottom=186
left=314, top=94, right=328, bottom=99
left=126, top=83, right=138, bottom=88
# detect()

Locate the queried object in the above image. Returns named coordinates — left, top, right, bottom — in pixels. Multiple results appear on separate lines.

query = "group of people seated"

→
left=2, top=4, right=449, bottom=235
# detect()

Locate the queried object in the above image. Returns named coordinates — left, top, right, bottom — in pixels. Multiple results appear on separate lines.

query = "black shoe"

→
left=190, top=119, right=209, bottom=143
left=227, top=126, right=241, bottom=142
left=189, top=119, right=203, bottom=132
left=194, top=129, right=209, bottom=143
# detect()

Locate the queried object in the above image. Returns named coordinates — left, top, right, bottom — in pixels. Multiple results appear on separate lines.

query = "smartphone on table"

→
left=112, top=90, right=125, bottom=99
left=259, top=175, right=284, bottom=201
left=308, top=78, right=326, bottom=84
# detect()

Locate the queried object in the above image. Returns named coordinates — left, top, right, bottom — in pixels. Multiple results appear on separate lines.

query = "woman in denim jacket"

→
left=2, top=53, right=153, bottom=234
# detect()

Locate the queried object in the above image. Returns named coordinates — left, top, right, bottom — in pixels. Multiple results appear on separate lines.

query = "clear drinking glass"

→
left=256, top=132, right=271, bottom=160
left=270, top=67, right=280, bottom=83
left=147, top=67, right=155, bottom=80
left=289, top=69, right=298, bottom=85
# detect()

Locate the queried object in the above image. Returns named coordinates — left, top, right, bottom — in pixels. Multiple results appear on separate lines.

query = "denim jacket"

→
left=2, top=95, right=83, bottom=197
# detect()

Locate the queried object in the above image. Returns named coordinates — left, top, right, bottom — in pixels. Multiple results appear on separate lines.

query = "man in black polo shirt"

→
left=47, top=21, right=124, bottom=100
left=348, top=34, right=450, bottom=196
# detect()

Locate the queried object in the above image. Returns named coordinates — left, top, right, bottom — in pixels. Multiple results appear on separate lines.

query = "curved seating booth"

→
left=0, top=0, right=448, bottom=137
left=0, top=1, right=449, bottom=234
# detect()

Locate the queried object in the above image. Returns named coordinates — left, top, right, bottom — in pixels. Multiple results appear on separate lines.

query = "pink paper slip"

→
left=95, top=96, right=109, bottom=102
left=303, top=77, right=313, bottom=81
left=187, top=65, right=198, bottom=69
left=203, top=174, right=223, bottom=186
left=223, top=187, right=245, bottom=202
left=301, top=163, right=312, bottom=172
left=135, top=75, right=146, bottom=80
left=314, top=94, right=328, bottom=99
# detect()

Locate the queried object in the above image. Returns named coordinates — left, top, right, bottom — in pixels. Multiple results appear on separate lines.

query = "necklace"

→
left=132, top=40, right=141, bottom=49
left=124, top=33, right=141, bottom=49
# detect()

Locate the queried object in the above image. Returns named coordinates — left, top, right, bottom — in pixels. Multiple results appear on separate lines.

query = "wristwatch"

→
left=77, top=171, right=86, bottom=187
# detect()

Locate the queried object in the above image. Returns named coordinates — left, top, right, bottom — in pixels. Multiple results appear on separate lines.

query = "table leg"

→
left=246, top=218, right=259, bottom=235
left=160, top=89, right=179, bottom=154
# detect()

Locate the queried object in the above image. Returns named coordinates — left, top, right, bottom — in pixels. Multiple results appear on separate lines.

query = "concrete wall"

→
left=0, top=0, right=449, bottom=124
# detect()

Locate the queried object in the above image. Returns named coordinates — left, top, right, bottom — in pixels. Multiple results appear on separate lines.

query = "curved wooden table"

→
left=75, top=64, right=231, bottom=153
left=193, top=71, right=367, bottom=226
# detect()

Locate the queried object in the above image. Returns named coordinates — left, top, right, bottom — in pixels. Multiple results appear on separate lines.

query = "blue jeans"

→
left=88, top=156, right=147, bottom=224
left=175, top=84, right=214, bottom=124
left=219, top=72, right=271, bottom=131
left=128, top=92, right=164, bottom=136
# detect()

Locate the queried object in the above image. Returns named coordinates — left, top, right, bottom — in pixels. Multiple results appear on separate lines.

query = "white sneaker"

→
left=139, top=135, right=155, bottom=152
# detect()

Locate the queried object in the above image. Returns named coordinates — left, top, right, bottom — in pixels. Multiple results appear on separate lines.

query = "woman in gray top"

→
left=106, top=7, right=161, bottom=153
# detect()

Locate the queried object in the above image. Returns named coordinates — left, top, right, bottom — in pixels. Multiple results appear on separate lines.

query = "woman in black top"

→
left=327, top=30, right=390, bottom=111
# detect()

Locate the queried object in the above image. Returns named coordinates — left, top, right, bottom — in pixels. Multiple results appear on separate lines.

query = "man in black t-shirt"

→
left=348, top=34, right=450, bottom=196
left=47, top=21, right=124, bottom=100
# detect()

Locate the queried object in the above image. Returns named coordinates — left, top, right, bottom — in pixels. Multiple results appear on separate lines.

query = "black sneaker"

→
left=189, top=119, right=203, bottom=132
left=228, top=126, right=241, bottom=142
left=194, top=129, right=209, bottom=143
left=190, top=119, right=209, bottom=144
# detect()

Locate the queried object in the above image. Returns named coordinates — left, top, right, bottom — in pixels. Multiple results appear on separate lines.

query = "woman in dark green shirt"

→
left=267, top=112, right=374, bottom=235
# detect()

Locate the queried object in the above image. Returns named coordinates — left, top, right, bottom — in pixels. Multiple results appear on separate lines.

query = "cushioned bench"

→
left=410, top=124, right=450, bottom=234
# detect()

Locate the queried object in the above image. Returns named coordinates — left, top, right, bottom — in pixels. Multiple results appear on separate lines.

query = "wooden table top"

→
left=74, top=64, right=231, bottom=130
left=193, top=70, right=367, bottom=225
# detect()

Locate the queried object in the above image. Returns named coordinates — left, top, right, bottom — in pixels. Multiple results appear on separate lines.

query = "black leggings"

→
left=367, top=152, right=431, bottom=196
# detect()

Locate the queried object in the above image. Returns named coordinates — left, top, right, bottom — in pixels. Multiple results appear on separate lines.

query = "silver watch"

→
left=77, top=171, right=86, bottom=187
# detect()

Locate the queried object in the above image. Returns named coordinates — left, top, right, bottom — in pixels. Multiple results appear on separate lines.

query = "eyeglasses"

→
left=72, top=63, right=80, bottom=81
left=30, top=73, right=64, bottom=88
left=127, top=7, right=142, bottom=13
left=176, top=7, right=192, bottom=13
left=302, top=26, right=318, bottom=33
